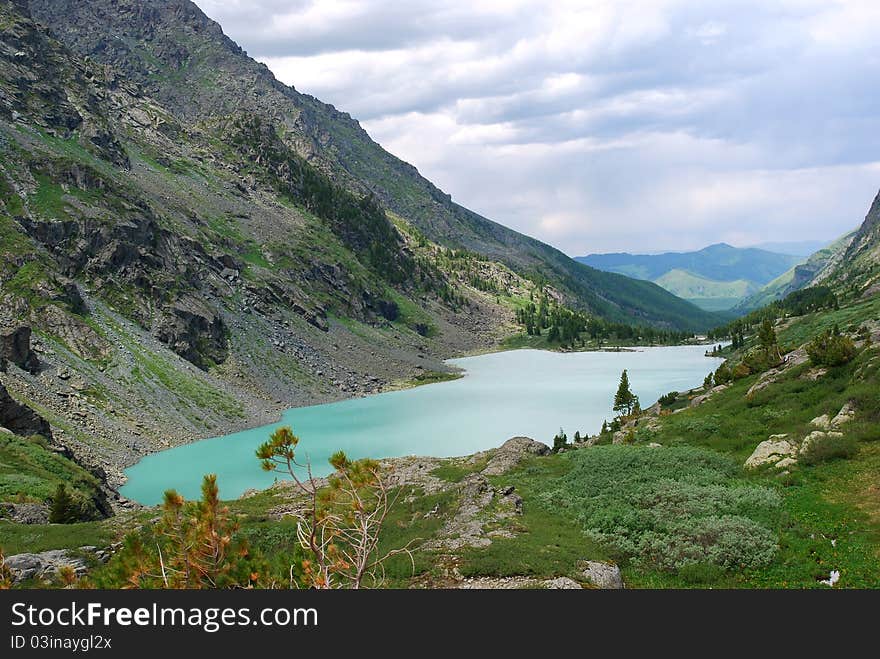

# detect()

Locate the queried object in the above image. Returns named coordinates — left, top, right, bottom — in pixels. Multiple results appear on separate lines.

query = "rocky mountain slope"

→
left=0, top=0, right=528, bottom=491
left=734, top=230, right=857, bottom=312
left=736, top=187, right=880, bottom=313
left=577, top=243, right=803, bottom=311
left=26, top=0, right=717, bottom=331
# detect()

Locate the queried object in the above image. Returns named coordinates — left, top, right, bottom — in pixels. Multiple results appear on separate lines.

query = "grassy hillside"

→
left=736, top=230, right=857, bottom=312
left=654, top=269, right=757, bottom=310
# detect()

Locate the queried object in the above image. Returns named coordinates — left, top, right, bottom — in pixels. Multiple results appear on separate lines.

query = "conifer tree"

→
left=613, top=369, right=639, bottom=416
left=49, top=483, right=78, bottom=524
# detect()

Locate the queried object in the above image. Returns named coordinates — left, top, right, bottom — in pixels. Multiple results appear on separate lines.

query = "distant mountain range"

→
left=746, top=240, right=830, bottom=257
left=575, top=243, right=807, bottom=311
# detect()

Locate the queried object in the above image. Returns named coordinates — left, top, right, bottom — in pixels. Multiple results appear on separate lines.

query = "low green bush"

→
left=799, top=434, right=858, bottom=465
left=539, top=446, right=780, bottom=572
left=806, top=329, right=857, bottom=367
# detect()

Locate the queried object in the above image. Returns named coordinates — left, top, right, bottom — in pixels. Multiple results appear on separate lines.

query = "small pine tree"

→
left=703, top=372, right=714, bottom=390
left=600, top=420, right=608, bottom=434
left=49, top=483, right=78, bottom=524
left=574, top=430, right=582, bottom=443
left=613, top=369, right=639, bottom=417
left=758, top=318, right=781, bottom=363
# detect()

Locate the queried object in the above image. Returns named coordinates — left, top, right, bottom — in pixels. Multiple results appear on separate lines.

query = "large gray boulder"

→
left=581, top=561, right=624, bottom=589
left=744, top=436, right=797, bottom=469
left=4, top=549, right=88, bottom=584
left=482, top=437, right=550, bottom=476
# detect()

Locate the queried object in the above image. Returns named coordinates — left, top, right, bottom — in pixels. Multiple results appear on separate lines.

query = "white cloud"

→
left=194, top=0, right=880, bottom=254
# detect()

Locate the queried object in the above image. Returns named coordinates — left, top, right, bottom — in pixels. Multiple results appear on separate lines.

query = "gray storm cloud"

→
left=195, top=0, right=880, bottom=255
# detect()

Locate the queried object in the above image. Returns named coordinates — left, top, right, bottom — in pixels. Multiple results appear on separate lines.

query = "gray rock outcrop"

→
left=744, top=435, right=797, bottom=469
left=581, top=561, right=624, bottom=589
left=4, top=549, right=88, bottom=584
left=482, top=436, right=550, bottom=476
left=0, top=502, right=49, bottom=524
left=0, top=383, right=52, bottom=438
left=0, top=326, right=39, bottom=373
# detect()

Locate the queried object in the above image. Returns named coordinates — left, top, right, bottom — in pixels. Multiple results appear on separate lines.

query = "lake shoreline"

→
left=120, top=344, right=725, bottom=505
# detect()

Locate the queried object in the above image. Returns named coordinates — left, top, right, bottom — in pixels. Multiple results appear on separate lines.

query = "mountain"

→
left=25, top=0, right=716, bottom=333
left=0, top=0, right=716, bottom=491
left=813, top=191, right=880, bottom=296
left=747, top=240, right=829, bottom=257
left=576, top=243, right=802, bottom=311
left=653, top=270, right=758, bottom=312
left=734, top=230, right=857, bottom=312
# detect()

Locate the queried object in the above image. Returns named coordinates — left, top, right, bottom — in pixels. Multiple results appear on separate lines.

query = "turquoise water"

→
left=120, top=346, right=723, bottom=504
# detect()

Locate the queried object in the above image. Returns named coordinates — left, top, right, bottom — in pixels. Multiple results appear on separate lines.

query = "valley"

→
left=1, top=0, right=880, bottom=592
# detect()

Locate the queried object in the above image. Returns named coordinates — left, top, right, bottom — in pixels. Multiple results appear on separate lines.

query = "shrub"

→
left=799, top=434, right=858, bottom=465
left=732, top=362, right=752, bottom=380
left=0, top=547, right=13, bottom=589
left=105, top=475, right=264, bottom=589
left=806, top=329, right=857, bottom=367
left=49, top=484, right=81, bottom=524
left=714, top=362, right=732, bottom=385
left=539, top=446, right=780, bottom=572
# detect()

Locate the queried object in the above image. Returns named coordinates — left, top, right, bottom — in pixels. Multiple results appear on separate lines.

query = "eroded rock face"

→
left=482, top=436, right=551, bottom=476
left=744, top=436, right=797, bottom=469
left=0, top=326, right=39, bottom=373
left=581, top=561, right=624, bottom=589
left=0, top=502, right=49, bottom=524
left=0, top=384, right=51, bottom=438
left=153, top=297, right=228, bottom=370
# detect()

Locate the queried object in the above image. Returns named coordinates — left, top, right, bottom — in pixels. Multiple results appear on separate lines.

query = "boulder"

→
left=0, top=502, right=49, bottom=524
left=581, top=561, right=624, bottom=589
left=4, top=549, right=88, bottom=584
left=482, top=437, right=550, bottom=476
left=0, top=326, right=39, bottom=373
left=612, top=430, right=630, bottom=444
left=810, top=414, right=831, bottom=431
left=745, top=436, right=797, bottom=469
left=831, top=402, right=856, bottom=429
left=0, top=384, right=52, bottom=438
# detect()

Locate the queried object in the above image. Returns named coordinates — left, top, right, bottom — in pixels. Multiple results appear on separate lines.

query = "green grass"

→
left=738, top=444, right=880, bottom=588
left=110, top=317, right=245, bottom=420
left=0, top=520, right=114, bottom=555
left=0, top=432, right=100, bottom=505
left=29, top=174, right=102, bottom=218
left=778, top=296, right=880, bottom=348
left=456, top=455, right=606, bottom=580
left=230, top=484, right=457, bottom=588
left=407, top=371, right=463, bottom=386
left=430, top=458, right=489, bottom=483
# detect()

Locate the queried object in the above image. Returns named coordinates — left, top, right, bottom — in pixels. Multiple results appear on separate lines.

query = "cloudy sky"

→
left=194, top=0, right=880, bottom=255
